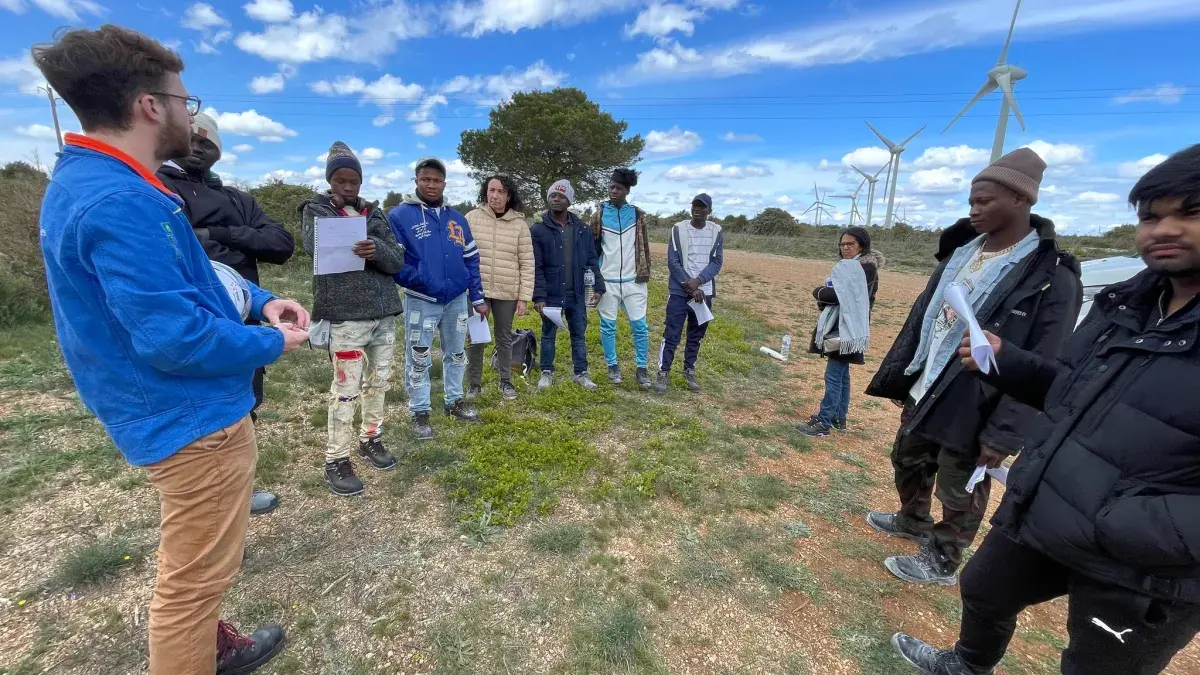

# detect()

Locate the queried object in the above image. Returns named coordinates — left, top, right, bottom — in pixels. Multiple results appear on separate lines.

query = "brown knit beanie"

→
left=972, top=147, right=1047, bottom=204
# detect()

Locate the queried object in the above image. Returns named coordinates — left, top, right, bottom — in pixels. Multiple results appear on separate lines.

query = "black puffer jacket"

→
left=158, top=163, right=294, bottom=285
left=865, top=215, right=1082, bottom=455
left=987, top=270, right=1200, bottom=602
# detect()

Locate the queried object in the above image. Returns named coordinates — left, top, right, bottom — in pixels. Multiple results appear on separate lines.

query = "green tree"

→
left=458, top=88, right=644, bottom=209
left=452, top=200, right=477, bottom=215
left=0, top=162, right=50, bottom=325
left=749, top=207, right=800, bottom=236
left=249, top=180, right=318, bottom=255
left=382, top=191, right=403, bottom=212
left=721, top=214, right=751, bottom=233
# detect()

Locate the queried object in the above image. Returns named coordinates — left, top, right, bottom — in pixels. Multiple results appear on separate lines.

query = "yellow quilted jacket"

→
left=465, top=206, right=535, bottom=302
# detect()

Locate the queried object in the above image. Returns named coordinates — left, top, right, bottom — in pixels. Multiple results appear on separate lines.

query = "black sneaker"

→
left=885, top=544, right=959, bottom=586
left=358, top=435, right=397, bottom=470
left=444, top=399, right=479, bottom=423
left=797, top=419, right=831, bottom=437
left=806, top=413, right=846, bottom=432
left=499, top=380, right=518, bottom=401
left=249, top=491, right=278, bottom=516
left=683, top=369, right=701, bottom=393
left=636, top=367, right=652, bottom=388
left=412, top=412, right=434, bottom=441
left=465, top=384, right=482, bottom=400
left=323, top=459, right=364, bottom=497
left=607, top=365, right=622, bottom=384
left=891, top=633, right=992, bottom=674
left=216, top=620, right=286, bottom=675
left=865, top=511, right=930, bottom=545
left=653, top=371, right=668, bottom=394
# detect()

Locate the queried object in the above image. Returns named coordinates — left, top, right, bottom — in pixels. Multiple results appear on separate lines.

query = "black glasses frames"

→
left=149, top=92, right=202, bottom=116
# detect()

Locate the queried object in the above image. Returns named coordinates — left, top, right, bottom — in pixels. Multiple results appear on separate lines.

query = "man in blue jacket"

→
left=530, top=179, right=605, bottom=391
left=33, top=26, right=307, bottom=675
left=388, top=157, right=487, bottom=440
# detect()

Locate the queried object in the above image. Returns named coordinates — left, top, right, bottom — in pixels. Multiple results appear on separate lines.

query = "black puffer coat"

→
left=865, top=215, right=1082, bottom=455
left=987, top=270, right=1200, bottom=602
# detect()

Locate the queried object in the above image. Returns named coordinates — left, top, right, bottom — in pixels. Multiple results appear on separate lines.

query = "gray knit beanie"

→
left=972, top=147, right=1046, bottom=204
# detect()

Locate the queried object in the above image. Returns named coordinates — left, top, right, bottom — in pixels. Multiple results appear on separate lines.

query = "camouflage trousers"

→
left=326, top=317, right=398, bottom=462
left=890, top=409, right=990, bottom=571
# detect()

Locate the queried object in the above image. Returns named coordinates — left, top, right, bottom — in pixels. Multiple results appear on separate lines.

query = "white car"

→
left=1076, top=255, right=1146, bottom=327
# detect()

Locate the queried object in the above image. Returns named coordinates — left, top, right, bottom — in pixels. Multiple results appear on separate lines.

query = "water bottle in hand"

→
left=584, top=269, right=596, bottom=308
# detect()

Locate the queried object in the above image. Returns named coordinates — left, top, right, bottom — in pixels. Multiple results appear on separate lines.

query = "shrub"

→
left=249, top=180, right=318, bottom=257
left=0, top=162, right=51, bottom=327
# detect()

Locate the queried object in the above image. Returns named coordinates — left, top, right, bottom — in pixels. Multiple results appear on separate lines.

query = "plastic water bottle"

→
left=781, top=332, right=792, bottom=360
left=584, top=269, right=596, bottom=308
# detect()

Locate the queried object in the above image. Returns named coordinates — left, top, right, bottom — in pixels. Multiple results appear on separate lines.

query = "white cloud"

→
left=244, top=0, right=293, bottom=22
left=220, top=152, right=239, bottom=165
left=625, top=3, right=702, bottom=38
left=1, top=0, right=101, bottom=21
left=235, top=5, right=429, bottom=63
left=232, top=143, right=254, bottom=153
left=1073, top=191, right=1121, bottom=204
left=840, top=146, right=891, bottom=170
left=406, top=94, right=447, bottom=122
left=610, top=0, right=1200, bottom=86
left=723, top=131, right=762, bottom=143
left=447, top=0, right=632, bottom=37
left=663, top=163, right=771, bottom=180
left=1117, top=153, right=1167, bottom=179
left=645, top=126, right=702, bottom=155
left=909, top=167, right=968, bottom=194
left=249, top=72, right=286, bottom=94
left=776, top=195, right=793, bottom=205
left=360, top=147, right=385, bottom=164
left=194, top=41, right=220, bottom=55
left=311, top=74, right=424, bottom=102
left=202, top=107, right=298, bottom=141
left=412, top=121, right=440, bottom=137
left=1113, top=83, right=1186, bottom=105
left=913, top=145, right=990, bottom=169
left=1022, top=140, right=1087, bottom=166
left=182, top=3, right=228, bottom=30
left=16, top=123, right=58, bottom=141
left=416, top=142, right=426, bottom=149
left=373, top=114, right=396, bottom=127
left=0, top=55, right=45, bottom=95
left=441, top=60, right=565, bottom=104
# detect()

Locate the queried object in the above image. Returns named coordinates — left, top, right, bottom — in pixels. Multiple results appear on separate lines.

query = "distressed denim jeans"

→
left=403, top=292, right=469, bottom=413
left=326, top=316, right=397, bottom=462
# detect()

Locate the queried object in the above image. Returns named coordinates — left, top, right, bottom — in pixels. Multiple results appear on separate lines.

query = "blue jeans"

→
left=817, top=358, right=851, bottom=427
left=403, top=293, right=469, bottom=413
left=540, top=300, right=589, bottom=375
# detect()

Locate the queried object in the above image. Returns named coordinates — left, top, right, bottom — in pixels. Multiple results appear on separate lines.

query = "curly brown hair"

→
left=476, top=174, right=524, bottom=214
left=31, top=25, right=184, bottom=132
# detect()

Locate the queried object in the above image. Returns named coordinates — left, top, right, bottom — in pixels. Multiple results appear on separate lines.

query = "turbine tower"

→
left=802, top=183, right=834, bottom=227
left=942, top=0, right=1027, bottom=164
left=851, top=164, right=887, bottom=227
left=866, top=122, right=926, bottom=228
left=831, top=182, right=864, bottom=227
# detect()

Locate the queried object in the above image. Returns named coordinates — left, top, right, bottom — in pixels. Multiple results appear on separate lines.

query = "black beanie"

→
left=842, top=226, right=871, bottom=252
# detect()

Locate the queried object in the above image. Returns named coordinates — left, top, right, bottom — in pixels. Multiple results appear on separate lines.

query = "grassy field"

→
left=1, top=245, right=1193, bottom=675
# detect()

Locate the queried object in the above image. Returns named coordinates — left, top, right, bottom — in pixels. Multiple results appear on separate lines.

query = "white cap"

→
left=191, top=112, right=222, bottom=155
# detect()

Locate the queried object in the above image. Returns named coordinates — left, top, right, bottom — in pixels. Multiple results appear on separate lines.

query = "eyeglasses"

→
left=839, top=242, right=859, bottom=248
left=150, top=92, right=202, bottom=116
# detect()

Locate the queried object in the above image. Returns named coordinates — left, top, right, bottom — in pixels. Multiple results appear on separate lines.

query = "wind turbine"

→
left=866, top=122, right=926, bottom=228
left=851, top=163, right=887, bottom=227
left=943, top=0, right=1027, bottom=164
left=803, top=183, right=834, bottom=227
left=831, top=182, right=864, bottom=227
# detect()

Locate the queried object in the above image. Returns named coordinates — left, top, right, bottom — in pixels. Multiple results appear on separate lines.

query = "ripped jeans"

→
left=326, top=316, right=397, bottom=462
left=403, top=292, right=469, bottom=414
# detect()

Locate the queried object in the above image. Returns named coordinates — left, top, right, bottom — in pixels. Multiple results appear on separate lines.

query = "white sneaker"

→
left=537, top=370, right=554, bottom=392
left=573, top=372, right=598, bottom=391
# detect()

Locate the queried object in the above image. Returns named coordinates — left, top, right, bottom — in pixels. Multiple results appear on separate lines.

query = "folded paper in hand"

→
left=689, top=300, right=714, bottom=325
left=966, top=465, right=1009, bottom=493
left=467, top=310, right=491, bottom=344
left=946, top=282, right=998, bottom=375
left=542, top=307, right=567, bottom=330
left=313, top=216, right=366, bottom=276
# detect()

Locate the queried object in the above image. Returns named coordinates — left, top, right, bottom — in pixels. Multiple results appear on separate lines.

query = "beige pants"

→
left=327, top=316, right=397, bottom=461
left=146, top=417, right=257, bottom=675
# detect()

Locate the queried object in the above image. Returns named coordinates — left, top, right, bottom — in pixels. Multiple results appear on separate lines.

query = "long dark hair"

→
left=477, top=174, right=524, bottom=214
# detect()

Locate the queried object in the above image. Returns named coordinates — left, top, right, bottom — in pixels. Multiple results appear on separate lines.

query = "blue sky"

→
left=1, top=0, right=1197, bottom=232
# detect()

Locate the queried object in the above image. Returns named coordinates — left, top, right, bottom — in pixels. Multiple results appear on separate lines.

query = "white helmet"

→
left=211, top=260, right=250, bottom=320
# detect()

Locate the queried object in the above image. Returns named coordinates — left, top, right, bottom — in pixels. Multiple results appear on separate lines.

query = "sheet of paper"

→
left=542, top=306, right=567, bottom=330
left=467, top=310, right=491, bottom=344
left=945, top=282, right=998, bottom=375
left=314, top=216, right=366, bottom=276
left=689, top=300, right=714, bottom=325
left=966, top=465, right=1010, bottom=493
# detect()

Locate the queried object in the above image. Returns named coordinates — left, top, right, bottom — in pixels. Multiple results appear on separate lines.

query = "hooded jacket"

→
left=589, top=201, right=651, bottom=283
left=464, top=205, right=535, bottom=302
left=387, top=196, right=485, bottom=306
left=300, top=194, right=405, bottom=322
left=866, top=215, right=1082, bottom=456
left=157, top=161, right=294, bottom=285
left=985, top=270, right=1200, bottom=602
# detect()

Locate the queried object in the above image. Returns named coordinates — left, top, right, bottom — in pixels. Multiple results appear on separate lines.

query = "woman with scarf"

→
left=799, top=227, right=883, bottom=437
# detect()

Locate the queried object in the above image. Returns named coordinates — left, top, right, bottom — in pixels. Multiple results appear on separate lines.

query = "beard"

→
left=155, top=106, right=192, bottom=164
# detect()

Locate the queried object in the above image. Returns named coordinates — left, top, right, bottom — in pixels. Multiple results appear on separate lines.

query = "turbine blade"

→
left=901, top=124, right=927, bottom=147
left=851, top=164, right=871, bottom=180
left=996, top=72, right=1026, bottom=131
left=943, top=82, right=996, bottom=132
left=998, top=0, right=1022, bottom=66
left=865, top=121, right=895, bottom=149
left=873, top=163, right=887, bottom=179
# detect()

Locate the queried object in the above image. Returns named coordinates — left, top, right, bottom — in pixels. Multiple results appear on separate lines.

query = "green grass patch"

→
left=676, top=555, right=734, bottom=590
left=741, top=549, right=823, bottom=599
left=531, top=524, right=587, bottom=554
left=736, top=473, right=793, bottom=512
left=569, top=601, right=659, bottom=672
left=56, top=537, right=143, bottom=588
left=796, top=469, right=874, bottom=528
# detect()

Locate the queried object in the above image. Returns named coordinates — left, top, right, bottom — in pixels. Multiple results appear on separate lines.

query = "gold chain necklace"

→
left=969, top=243, right=1017, bottom=273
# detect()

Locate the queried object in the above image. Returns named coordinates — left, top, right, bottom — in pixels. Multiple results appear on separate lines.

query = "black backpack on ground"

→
left=493, top=329, right=538, bottom=378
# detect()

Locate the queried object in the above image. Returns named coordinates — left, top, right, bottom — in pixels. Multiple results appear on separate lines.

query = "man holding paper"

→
left=893, top=144, right=1200, bottom=675
left=864, top=148, right=1082, bottom=587
left=655, top=193, right=724, bottom=394
left=531, top=180, right=604, bottom=391
left=301, top=142, right=405, bottom=497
